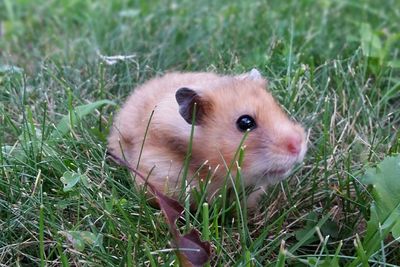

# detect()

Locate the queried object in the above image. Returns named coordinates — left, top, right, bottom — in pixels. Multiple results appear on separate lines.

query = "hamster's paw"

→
left=246, top=186, right=266, bottom=211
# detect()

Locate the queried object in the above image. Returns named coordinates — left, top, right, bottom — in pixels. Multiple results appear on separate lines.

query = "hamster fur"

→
left=108, top=69, right=307, bottom=209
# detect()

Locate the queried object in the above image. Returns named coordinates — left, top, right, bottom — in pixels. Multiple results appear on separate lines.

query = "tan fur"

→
left=108, top=71, right=307, bottom=209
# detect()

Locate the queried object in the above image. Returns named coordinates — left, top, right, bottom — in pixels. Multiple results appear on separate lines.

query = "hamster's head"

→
left=175, top=69, right=307, bottom=185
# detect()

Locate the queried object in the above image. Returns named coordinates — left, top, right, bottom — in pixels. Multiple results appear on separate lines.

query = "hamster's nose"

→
left=285, top=134, right=303, bottom=155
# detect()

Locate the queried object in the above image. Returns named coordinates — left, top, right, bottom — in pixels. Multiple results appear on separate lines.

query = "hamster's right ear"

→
left=175, top=87, right=210, bottom=125
left=236, top=68, right=265, bottom=82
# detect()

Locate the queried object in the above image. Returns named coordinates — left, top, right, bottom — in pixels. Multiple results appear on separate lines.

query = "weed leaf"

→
left=60, top=171, right=89, bottom=192
left=52, top=100, right=115, bottom=137
left=360, top=23, right=382, bottom=58
left=59, top=231, right=103, bottom=251
left=362, top=155, right=400, bottom=252
left=388, top=60, right=400, bottom=68
left=0, top=64, right=24, bottom=75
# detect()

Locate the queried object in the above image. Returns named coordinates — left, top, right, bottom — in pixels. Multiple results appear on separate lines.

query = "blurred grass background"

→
left=1, top=0, right=399, bottom=266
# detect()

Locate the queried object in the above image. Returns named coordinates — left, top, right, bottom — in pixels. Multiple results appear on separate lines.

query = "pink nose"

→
left=286, top=135, right=302, bottom=155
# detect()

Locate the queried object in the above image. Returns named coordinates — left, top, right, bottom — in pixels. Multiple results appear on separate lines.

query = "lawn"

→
left=1, top=0, right=400, bottom=266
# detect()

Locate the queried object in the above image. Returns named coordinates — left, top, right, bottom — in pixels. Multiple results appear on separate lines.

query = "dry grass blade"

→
left=107, top=151, right=211, bottom=266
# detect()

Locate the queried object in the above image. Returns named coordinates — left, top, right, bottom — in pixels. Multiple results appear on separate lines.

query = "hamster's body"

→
left=108, top=70, right=307, bottom=208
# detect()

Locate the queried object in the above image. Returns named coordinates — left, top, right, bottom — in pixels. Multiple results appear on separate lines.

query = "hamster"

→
left=108, top=69, right=307, bottom=209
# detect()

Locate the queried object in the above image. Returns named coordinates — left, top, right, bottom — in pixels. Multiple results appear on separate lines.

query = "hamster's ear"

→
left=237, top=68, right=264, bottom=81
left=175, top=87, right=210, bottom=125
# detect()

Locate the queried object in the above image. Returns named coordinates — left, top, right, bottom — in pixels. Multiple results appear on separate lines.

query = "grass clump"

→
left=1, top=0, right=400, bottom=265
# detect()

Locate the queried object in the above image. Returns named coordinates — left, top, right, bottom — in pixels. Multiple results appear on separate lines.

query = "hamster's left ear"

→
left=237, top=68, right=265, bottom=81
left=175, top=87, right=211, bottom=125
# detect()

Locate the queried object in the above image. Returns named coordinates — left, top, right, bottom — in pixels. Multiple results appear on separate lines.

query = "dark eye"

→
left=236, top=115, right=257, bottom=132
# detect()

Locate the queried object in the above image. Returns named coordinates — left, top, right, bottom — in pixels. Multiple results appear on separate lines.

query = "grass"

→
left=1, top=0, right=400, bottom=265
